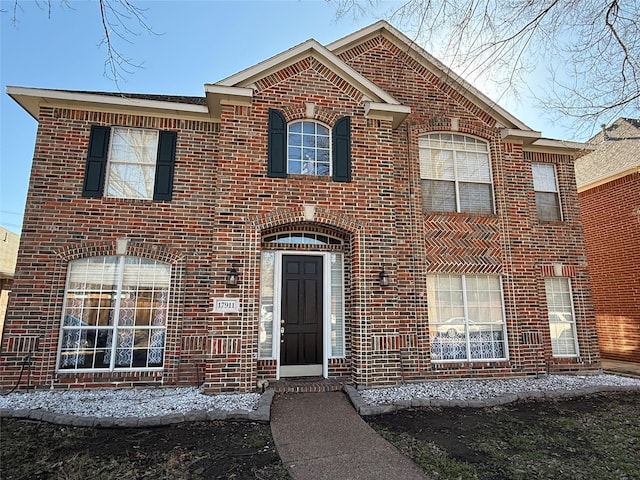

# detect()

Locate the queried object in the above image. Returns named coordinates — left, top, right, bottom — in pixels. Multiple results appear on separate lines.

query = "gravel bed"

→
left=360, top=373, right=640, bottom=406
left=0, top=387, right=260, bottom=418
left=2, top=374, right=639, bottom=419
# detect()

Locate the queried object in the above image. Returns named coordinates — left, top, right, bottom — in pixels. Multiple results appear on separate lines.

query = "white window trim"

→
left=56, top=256, right=170, bottom=373
left=104, top=126, right=159, bottom=200
left=532, top=162, right=563, bottom=221
left=429, top=274, right=509, bottom=363
left=419, top=133, right=496, bottom=214
left=545, top=277, right=579, bottom=358
left=286, top=120, right=332, bottom=177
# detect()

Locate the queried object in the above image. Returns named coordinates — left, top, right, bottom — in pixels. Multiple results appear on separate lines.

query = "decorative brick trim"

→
left=3, top=336, right=40, bottom=353
left=540, top=264, right=577, bottom=277
left=280, top=103, right=342, bottom=126
left=53, top=240, right=185, bottom=264
left=248, top=206, right=367, bottom=234
left=208, top=337, right=241, bottom=355
left=51, top=108, right=220, bottom=132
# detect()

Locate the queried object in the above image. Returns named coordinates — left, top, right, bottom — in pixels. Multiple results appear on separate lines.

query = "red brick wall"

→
left=0, top=32, right=600, bottom=392
left=578, top=172, right=640, bottom=363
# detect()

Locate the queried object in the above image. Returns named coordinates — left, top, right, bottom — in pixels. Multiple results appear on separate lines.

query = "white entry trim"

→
left=274, top=251, right=331, bottom=380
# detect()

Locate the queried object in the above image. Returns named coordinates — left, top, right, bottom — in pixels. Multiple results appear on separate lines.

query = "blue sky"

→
left=1, top=0, right=580, bottom=235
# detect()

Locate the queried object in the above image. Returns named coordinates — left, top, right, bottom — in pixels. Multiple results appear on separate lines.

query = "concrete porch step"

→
left=267, top=376, right=352, bottom=393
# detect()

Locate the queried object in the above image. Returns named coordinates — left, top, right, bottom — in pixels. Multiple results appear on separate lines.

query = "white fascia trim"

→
left=527, top=138, right=593, bottom=153
left=365, top=102, right=411, bottom=129
left=328, top=21, right=533, bottom=132
left=216, top=39, right=402, bottom=106
left=577, top=166, right=640, bottom=192
left=500, top=128, right=542, bottom=145
left=7, top=86, right=209, bottom=121
left=204, top=85, right=254, bottom=121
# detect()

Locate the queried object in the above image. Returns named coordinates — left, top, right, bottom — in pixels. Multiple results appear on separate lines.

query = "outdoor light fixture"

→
left=379, top=268, right=390, bottom=287
left=226, top=267, right=239, bottom=287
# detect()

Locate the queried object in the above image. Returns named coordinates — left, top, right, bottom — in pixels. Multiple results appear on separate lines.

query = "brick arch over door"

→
left=248, top=206, right=372, bottom=384
left=248, top=205, right=367, bottom=234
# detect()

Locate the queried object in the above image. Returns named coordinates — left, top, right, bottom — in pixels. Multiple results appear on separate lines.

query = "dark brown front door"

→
left=280, top=255, right=323, bottom=367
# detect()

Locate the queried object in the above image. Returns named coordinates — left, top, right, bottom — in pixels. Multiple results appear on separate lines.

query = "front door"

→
left=280, top=255, right=323, bottom=377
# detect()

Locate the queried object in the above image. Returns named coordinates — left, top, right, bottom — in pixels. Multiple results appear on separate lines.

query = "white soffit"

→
left=204, top=85, right=254, bottom=121
left=365, top=102, right=412, bottom=129
left=6, top=86, right=210, bottom=121
left=527, top=138, right=593, bottom=154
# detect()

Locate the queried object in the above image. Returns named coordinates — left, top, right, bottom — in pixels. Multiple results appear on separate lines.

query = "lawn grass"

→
left=367, top=391, right=640, bottom=480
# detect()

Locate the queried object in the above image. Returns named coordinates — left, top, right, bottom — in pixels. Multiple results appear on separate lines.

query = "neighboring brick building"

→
left=0, top=227, right=20, bottom=338
left=1, top=21, right=599, bottom=393
left=575, top=118, right=640, bottom=364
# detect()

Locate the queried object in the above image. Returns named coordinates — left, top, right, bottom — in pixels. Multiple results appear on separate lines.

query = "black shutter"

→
left=82, top=125, right=111, bottom=197
left=332, top=116, right=351, bottom=182
left=267, top=108, right=287, bottom=178
left=153, top=130, right=177, bottom=201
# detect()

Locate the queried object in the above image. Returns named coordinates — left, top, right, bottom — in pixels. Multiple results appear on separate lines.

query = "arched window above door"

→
left=263, top=232, right=343, bottom=246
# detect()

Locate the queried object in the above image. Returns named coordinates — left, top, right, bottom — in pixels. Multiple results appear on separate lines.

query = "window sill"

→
left=423, top=210, right=497, bottom=219
left=285, top=174, right=333, bottom=182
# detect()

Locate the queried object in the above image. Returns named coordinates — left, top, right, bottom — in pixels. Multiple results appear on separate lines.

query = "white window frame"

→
left=105, top=126, right=159, bottom=200
left=427, top=274, right=508, bottom=362
left=56, top=255, right=171, bottom=372
left=544, top=277, right=579, bottom=357
left=419, top=133, right=495, bottom=214
left=287, top=120, right=332, bottom=176
left=532, top=163, right=563, bottom=221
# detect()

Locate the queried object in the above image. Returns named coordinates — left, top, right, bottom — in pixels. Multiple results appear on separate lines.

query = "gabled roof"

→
left=328, top=21, right=533, bottom=133
left=575, top=118, right=640, bottom=191
left=205, top=35, right=410, bottom=128
left=6, top=21, right=588, bottom=152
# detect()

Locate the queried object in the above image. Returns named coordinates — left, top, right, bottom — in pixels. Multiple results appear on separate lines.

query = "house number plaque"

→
left=213, top=298, right=240, bottom=313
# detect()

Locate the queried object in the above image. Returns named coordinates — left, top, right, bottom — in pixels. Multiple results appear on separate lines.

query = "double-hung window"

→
left=82, top=125, right=177, bottom=201
left=427, top=274, right=507, bottom=361
left=106, top=127, right=159, bottom=199
left=544, top=277, right=579, bottom=356
left=420, top=133, right=494, bottom=214
left=532, top=163, right=562, bottom=221
left=58, top=256, right=171, bottom=371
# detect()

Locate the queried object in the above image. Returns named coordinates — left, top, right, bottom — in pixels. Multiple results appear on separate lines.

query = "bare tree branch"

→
left=7, top=0, right=158, bottom=88
left=330, top=0, right=640, bottom=135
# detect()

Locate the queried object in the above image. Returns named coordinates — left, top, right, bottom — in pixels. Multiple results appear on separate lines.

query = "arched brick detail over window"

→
left=54, top=240, right=185, bottom=265
left=280, top=104, right=343, bottom=127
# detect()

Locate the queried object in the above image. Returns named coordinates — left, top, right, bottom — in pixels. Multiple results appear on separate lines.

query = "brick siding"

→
left=578, top=172, right=640, bottom=363
left=0, top=31, right=600, bottom=392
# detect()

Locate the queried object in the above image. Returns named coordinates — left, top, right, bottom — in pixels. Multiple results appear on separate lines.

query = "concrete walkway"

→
left=270, top=391, right=427, bottom=480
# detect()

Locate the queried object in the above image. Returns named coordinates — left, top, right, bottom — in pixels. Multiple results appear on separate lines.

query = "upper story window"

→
left=287, top=121, right=331, bottom=176
left=419, top=133, right=494, bottom=214
left=106, top=127, right=159, bottom=199
left=532, top=163, right=562, bottom=221
left=267, top=109, right=351, bottom=182
left=82, top=125, right=177, bottom=201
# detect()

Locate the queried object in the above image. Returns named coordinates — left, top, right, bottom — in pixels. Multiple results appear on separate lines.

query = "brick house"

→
left=575, top=118, right=640, bottom=364
left=1, top=21, right=600, bottom=393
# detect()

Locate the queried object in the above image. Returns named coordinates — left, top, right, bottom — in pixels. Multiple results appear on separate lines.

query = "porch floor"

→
left=267, top=376, right=353, bottom=394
